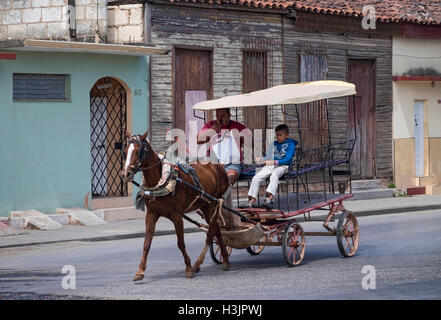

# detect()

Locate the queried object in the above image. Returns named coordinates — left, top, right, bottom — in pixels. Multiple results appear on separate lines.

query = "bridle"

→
left=125, top=135, right=159, bottom=172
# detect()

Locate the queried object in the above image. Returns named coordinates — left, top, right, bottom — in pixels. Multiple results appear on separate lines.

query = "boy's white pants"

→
left=248, top=165, right=289, bottom=199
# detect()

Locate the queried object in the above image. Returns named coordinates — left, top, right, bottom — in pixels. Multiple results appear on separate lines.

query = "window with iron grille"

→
left=13, top=73, right=70, bottom=101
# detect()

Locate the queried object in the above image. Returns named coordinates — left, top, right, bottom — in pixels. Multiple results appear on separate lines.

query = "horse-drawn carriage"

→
left=191, top=80, right=360, bottom=267
left=123, top=80, right=360, bottom=281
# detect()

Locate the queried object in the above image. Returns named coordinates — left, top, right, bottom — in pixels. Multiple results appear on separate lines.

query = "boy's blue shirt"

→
left=263, top=138, right=297, bottom=166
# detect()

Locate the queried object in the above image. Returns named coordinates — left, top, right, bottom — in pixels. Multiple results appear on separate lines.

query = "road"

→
left=1, top=210, right=441, bottom=300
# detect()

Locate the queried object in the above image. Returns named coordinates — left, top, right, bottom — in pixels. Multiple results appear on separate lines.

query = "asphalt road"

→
left=1, top=210, right=441, bottom=300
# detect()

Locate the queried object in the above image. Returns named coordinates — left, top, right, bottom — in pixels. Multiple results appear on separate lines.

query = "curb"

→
left=1, top=205, right=440, bottom=249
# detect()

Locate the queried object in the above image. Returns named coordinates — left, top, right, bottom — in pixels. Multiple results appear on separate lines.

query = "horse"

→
left=121, top=131, right=232, bottom=281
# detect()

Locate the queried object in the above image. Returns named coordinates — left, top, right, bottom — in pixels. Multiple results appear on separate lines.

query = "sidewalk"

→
left=1, top=194, right=440, bottom=249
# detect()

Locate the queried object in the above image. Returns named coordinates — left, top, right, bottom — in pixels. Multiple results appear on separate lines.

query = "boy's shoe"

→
left=247, top=200, right=258, bottom=208
left=261, top=197, right=274, bottom=210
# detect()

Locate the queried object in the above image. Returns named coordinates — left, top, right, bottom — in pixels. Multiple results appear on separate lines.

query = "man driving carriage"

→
left=197, top=107, right=250, bottom=186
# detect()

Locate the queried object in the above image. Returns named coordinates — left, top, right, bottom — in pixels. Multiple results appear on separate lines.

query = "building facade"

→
left=393, top=36, right=441, bottom=194
left=0, top=0, right=166, bottom=216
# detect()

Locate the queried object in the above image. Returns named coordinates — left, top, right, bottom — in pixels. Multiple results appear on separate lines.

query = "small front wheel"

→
left=209, top=237, right=232, bottom=264
left=282, top=222, right=306, bottom=267
left=246, top=236, right=266, bottom=255
left=336, top=210, right=360, bottom=257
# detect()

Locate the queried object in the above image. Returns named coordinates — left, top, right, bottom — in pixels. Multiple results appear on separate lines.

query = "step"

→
left=55, top=208, right=107, bottom=226
left=348, top=188, right=394, bottom=200
left=100, top=206, right=145, bottom=222
left=9, top=210, right=63, bottom=230
left=91, top=196, right=133, bottom=210
left=351, top=179, right=382, bottom=190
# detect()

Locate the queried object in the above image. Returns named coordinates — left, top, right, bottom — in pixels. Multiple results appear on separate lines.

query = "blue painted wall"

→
left=0, top=51, right=149, bottom=216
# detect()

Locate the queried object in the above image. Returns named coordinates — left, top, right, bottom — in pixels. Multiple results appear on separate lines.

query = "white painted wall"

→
left=393, top=81, right=441, bottom=139
left=393, top=38, right=441, bottom=76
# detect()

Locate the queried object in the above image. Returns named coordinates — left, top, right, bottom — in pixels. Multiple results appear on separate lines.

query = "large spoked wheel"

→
left=336, top=210, right=360, bottom=257
left=282, top=222, right=306, bottom=267
left=209, top=237, right=232, bottom=264
left=246, top=236, right=266, bottom=255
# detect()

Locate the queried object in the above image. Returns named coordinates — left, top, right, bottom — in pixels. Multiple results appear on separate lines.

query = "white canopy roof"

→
left=192, top=80, right=356, bottom=111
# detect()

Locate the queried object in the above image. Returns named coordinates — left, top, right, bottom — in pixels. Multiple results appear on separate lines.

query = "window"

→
left=13, top=73, right=70, bottom=101
left=298, top=52, right=329, bottom=149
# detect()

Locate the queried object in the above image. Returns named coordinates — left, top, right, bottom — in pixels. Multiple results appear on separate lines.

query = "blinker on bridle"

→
left=126, top=135, right=150, bottom=171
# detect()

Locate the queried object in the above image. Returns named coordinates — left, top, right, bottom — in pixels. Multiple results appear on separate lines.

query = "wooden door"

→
left=348, top=59, right=376, bottom=178
left=243, top=50, right=268, bottom=150
left=174, top=47, right=212, bottom=132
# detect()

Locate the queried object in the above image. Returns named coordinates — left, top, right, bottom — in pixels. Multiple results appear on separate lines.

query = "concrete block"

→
left=75, top=19, right=92, bottom=34
left=10, top=210, right=63, bottom=230
left=129, top=7, right=143, bottom=25
left=47, top=213, right=70, bottom=225
left=32, top=0, right=50, bottom=7
left=118, top=25, right=143, bottom=43
left=112, top=8, right=129, bottom=26
left=25, top=22, right=47, bottom=38
left=0, top=1, right=12, bottom=10
left=351, top=179, right=381, bottom=190
left=42, top=6, right=61, bottom=22
left=7, top=24, right=26, bottom=39
left=51, top=0, right=66, bottom=5
left=56, top=208, right=106, bottom=226
left=22, top=7, right=41, bottom=23
left=119, top=4, right=143, bottom=10
left=75, top=0, right=92, bottom=4
left=12, top=0, right=32, bottom=9
left=2, top=10, right=21, bottom=24
left=47, top=21, right=68, bottom=37
left=0, top=26, right=8, bottom=41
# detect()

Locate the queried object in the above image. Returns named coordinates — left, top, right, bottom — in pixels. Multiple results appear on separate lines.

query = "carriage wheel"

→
left=209, top=237, right=232, bottom=264
left=246, top=236, right=267, bottom=255
left=336, top=210, right=360, bottom=257
left=282, top=222, right=306, bottom=267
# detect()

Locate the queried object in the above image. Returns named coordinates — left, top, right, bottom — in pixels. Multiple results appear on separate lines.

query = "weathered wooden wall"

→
left=149, top=3, right=284, bottom=152
left=148, top=3, right=393, bottom=178
left=283, top=16, right=393, bottom=178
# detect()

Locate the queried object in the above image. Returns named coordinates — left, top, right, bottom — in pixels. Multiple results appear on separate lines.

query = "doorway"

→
left=347, top=59, right=376, bottom=178
left=173, top=47, right=213, bottom=155
left=90, top=77, right=128, bottom=197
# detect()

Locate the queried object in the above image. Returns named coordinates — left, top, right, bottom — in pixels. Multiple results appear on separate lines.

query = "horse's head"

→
left=122, top=131, right=150, bottom=182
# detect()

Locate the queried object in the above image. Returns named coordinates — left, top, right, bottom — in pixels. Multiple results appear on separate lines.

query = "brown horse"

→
left=122, top=131, right=232, bottom=281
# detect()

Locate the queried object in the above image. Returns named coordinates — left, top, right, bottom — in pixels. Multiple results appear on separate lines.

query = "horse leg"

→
left=192, top=204, right=225, bottom=273
left=215, top=226, right=231, bottom=271
left=172, top=217, right=194, bottom=278
left=133, top=211, right=159, bottom=281
left=192, top=222, right=217, bottom=274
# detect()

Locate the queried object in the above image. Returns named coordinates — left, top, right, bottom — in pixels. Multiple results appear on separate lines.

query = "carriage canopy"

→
left=192, top=80, right=356, bottom=111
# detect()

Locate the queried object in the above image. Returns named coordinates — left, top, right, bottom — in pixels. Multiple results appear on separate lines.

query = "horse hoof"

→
left=185, top=271, right=195, bottom=278
left=222, top=263, right=231, bottom=271
left=193, top=266, right=201, bottom=274
left=133, top=273, right=144, bottom=281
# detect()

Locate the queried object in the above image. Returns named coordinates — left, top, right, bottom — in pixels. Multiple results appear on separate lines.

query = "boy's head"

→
left=275, top=124, right=289, bottom=143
